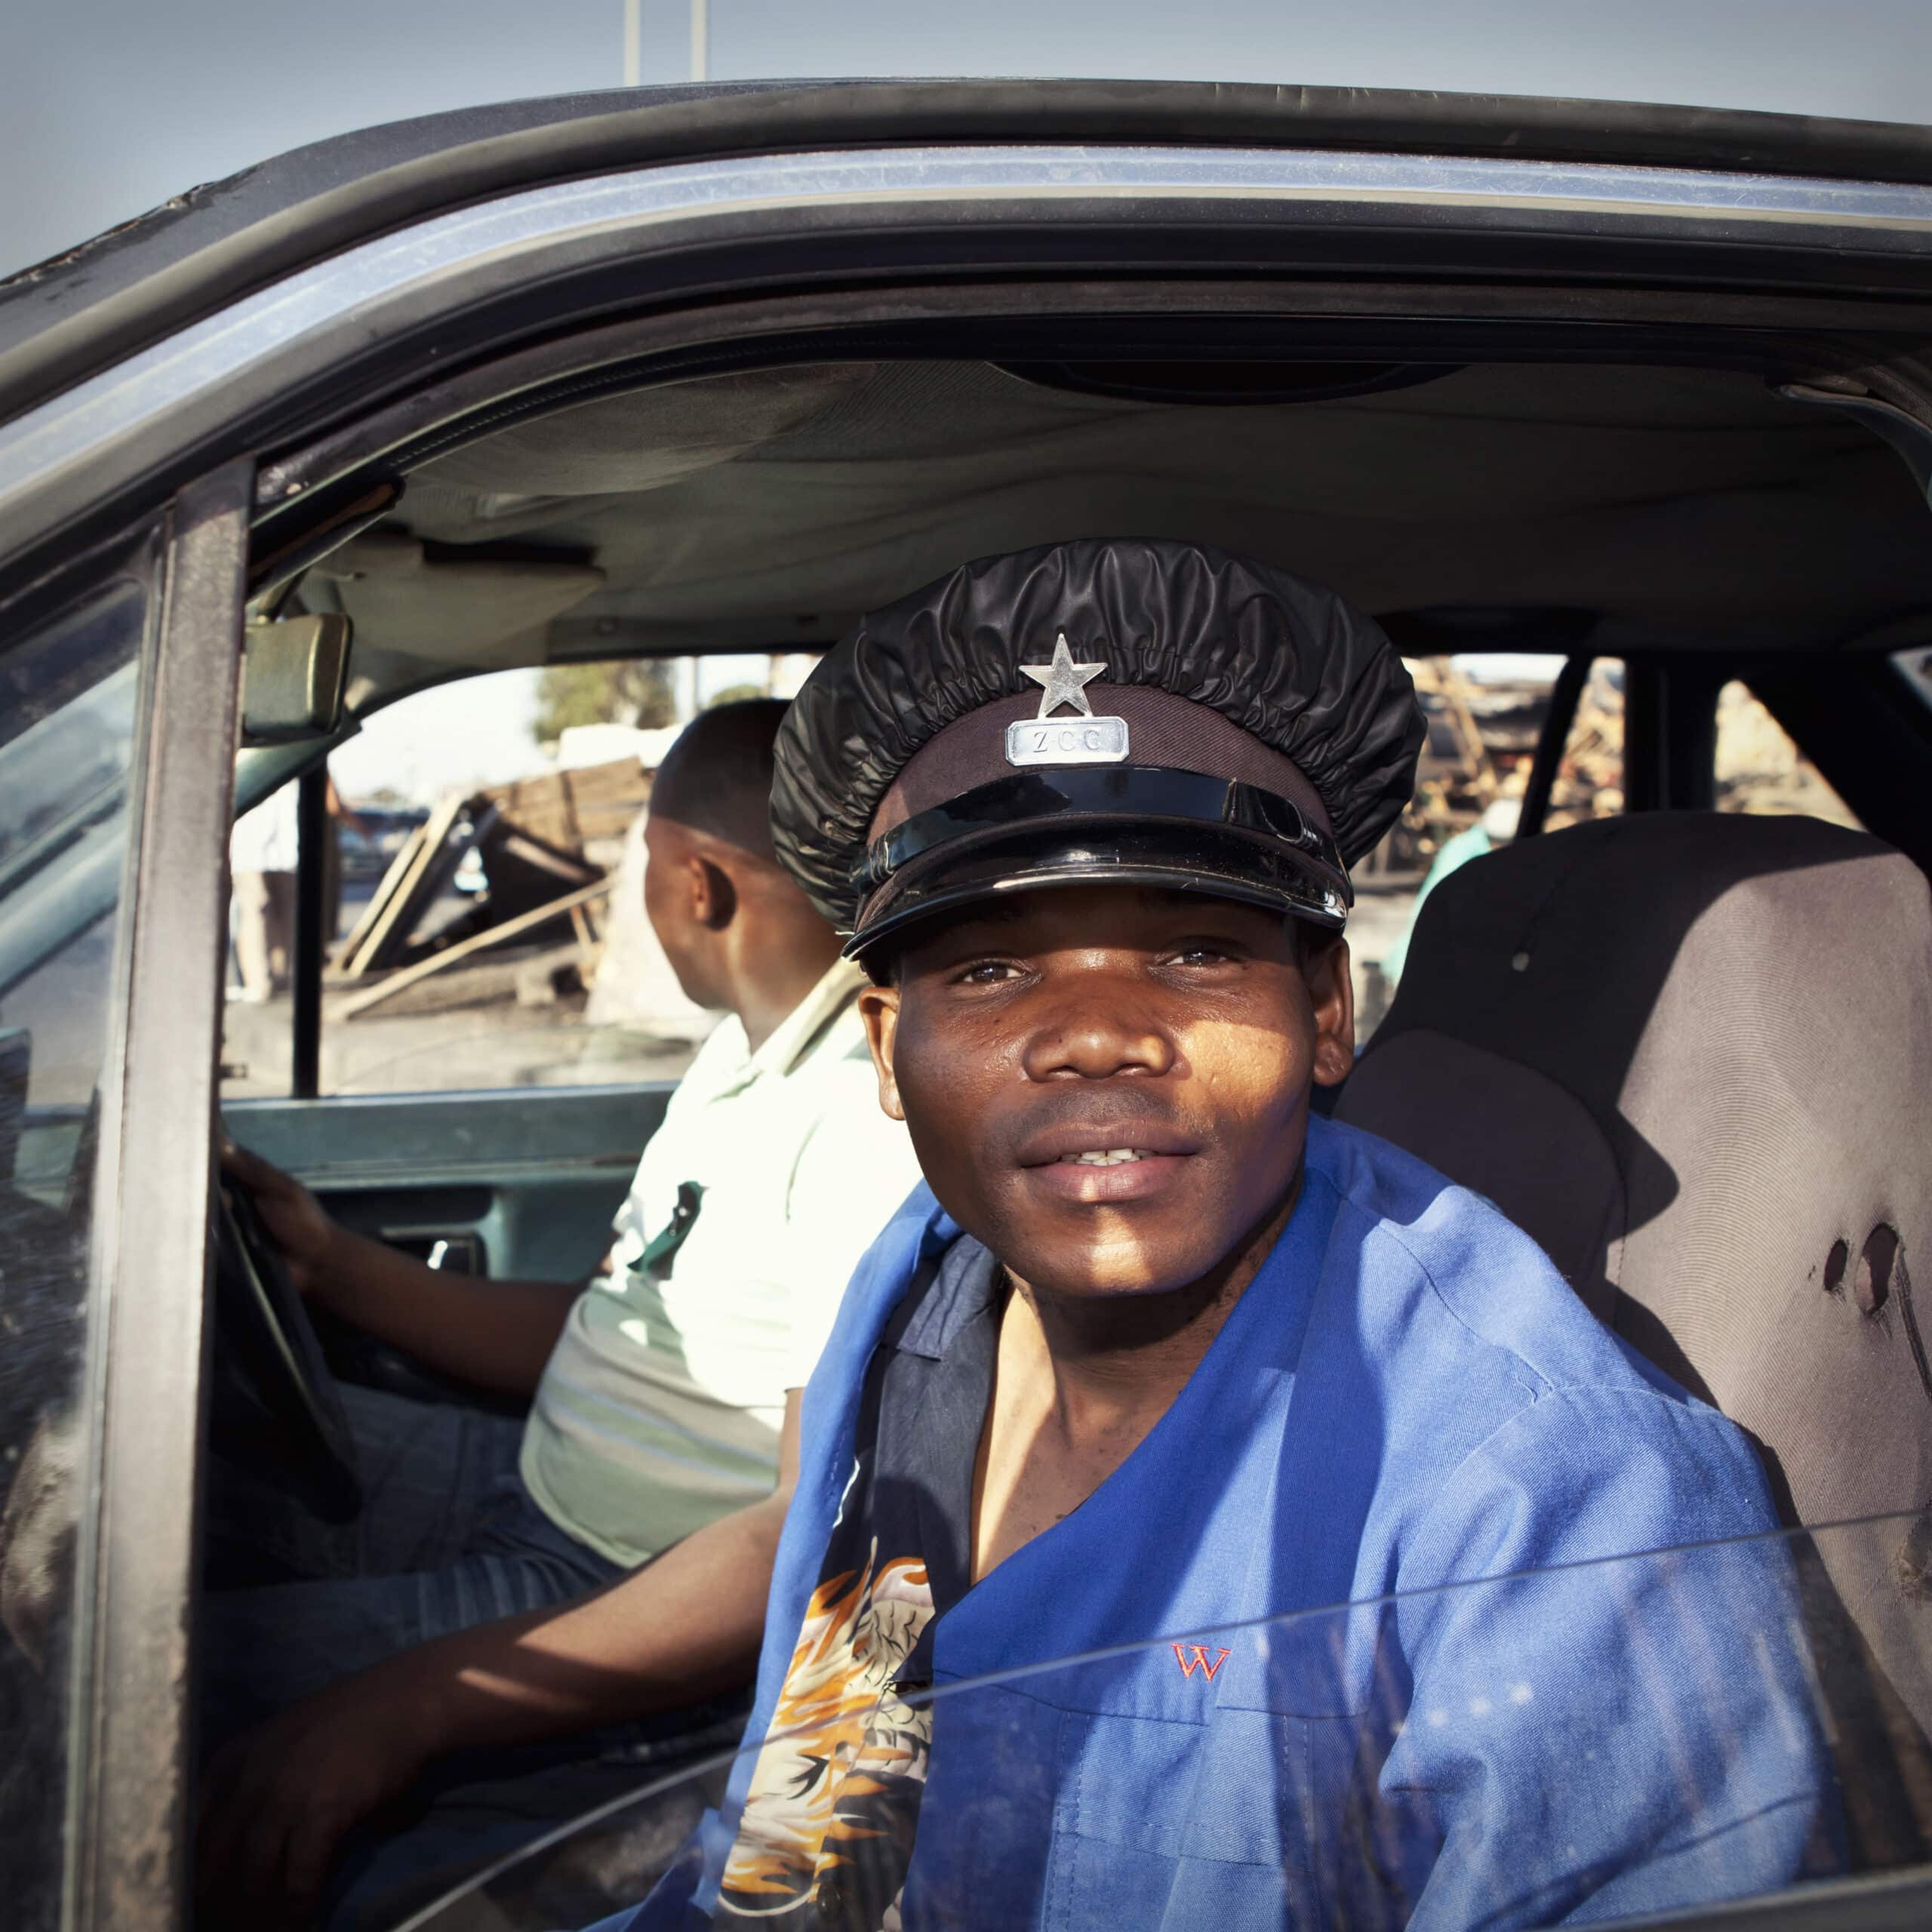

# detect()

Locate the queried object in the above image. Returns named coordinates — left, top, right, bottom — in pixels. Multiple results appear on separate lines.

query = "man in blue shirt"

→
left=614, top=537, right=1833, bottom=1931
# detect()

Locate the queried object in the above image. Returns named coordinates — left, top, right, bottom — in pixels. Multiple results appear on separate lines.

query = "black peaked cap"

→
left=773, top=537, right=1437, bottom=927
left=771, top=537, right=1425, bottom=931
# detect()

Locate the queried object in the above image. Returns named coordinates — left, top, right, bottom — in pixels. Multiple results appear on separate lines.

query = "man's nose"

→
left=1020, top=983, right=1176, bottom=1081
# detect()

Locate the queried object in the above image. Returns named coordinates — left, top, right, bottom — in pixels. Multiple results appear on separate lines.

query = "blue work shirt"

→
left=609, top=1116, right=1833, bottom=1930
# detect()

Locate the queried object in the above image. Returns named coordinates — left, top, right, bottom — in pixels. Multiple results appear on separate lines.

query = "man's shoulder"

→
left=669, top=1012, right=749, bottom=1096
left=1307, top=1112, right=1665, bottom=1395
left=785, top=1008, right=913, bottom=1142
left=1301, top=1115, right=1777, bottom=1555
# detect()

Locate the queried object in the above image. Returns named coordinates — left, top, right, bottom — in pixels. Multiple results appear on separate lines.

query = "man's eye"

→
left=1172, top=945, right=1233, bottom=967
left=957, top=959, right=1020, bottom=985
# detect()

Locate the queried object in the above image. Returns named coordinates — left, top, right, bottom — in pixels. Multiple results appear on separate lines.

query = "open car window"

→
left=1718, top=680, right=1862, bottom=829
left=400, top=1512, right=1932, bottom=1932
left=1354, top=654, right=1624, bottom=1035
left=218, top=654, right=819, bottom=1100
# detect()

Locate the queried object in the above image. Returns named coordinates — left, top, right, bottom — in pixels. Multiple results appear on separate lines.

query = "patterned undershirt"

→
left=715, top=1238, right=1004, bottom=1929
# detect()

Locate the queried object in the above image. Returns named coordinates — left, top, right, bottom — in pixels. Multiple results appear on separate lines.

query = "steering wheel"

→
left=209, top=1164, right=363, bottom=1521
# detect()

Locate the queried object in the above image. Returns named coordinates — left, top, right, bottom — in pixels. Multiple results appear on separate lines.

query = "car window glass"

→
left=401, top=1513, right=1930, bottom=1932
left=1718, top=679, right=1862, bottom=829
left=1355, top=654, right=1623, bottom=1035
left=220, top=654, right=814, bottom=1100
left=1895, top=645, right=1932, bottom=715
left=0, top=575, right=149, bottom=1932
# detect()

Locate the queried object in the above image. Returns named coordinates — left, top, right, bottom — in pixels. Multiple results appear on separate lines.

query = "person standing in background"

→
left=229, top=768, right=371, bottom=998
left=228, top=781, right=300, bottom=1002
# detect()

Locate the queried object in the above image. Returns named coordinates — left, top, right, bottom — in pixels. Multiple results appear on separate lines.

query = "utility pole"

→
left=626, top=2, right=706, bottom=88
left=623, top=0, right=641, bottom=85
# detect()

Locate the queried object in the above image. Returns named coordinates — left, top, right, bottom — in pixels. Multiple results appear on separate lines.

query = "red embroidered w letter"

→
left=1171, top=1643, right=1231, bottom=1681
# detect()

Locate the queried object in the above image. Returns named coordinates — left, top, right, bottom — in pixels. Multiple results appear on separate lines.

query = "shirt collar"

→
left=897, top=1234, right=1004, bottom=1360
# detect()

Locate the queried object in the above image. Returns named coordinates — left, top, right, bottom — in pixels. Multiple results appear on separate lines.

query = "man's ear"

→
left=857, top=983, right=906, bottom=1121
left=1307, top=935, right=1356, bottom=1088
left=688, top=854, right=737, bottom=931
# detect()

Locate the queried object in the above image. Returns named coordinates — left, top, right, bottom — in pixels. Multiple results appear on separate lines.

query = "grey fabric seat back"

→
left=1336, top=811, right=1932, bottom=1758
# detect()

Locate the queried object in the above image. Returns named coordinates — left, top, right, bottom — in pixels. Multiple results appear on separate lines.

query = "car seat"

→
left=1334, top=810, right=1932, bottom=1864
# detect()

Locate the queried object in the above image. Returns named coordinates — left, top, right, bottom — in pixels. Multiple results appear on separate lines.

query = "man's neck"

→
left=1007, top=1174, right=1300, bottom=1441
left=732, top=924, right=844, bottom=1057
left=969, top=1174, right=1300, bottom=1583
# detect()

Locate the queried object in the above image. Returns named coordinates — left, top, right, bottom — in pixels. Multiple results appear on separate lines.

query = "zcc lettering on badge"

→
left=1007, top=716, right=1131, bottom=765
left=1172, top=1643, right=1232, bottom=1681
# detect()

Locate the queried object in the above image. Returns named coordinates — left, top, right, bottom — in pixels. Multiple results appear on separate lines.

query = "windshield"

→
left=401, top=1512, right=1932, bottom=1932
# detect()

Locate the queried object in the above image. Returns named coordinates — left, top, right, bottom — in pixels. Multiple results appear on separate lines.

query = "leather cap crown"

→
left=771, top=537, right=1425, bottom=937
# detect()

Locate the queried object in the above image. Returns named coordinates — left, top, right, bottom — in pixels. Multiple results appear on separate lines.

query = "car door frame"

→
left=46, top=459, right=250, bottom=1932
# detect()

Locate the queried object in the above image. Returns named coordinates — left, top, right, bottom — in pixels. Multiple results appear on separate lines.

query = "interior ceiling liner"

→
left=386, top=362, right=1932, bottom=660
left=420, top=363, right=873, bottom=497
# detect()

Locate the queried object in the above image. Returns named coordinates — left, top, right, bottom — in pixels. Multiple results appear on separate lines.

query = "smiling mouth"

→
left=1025, top=1143, right=1191, bottom=1204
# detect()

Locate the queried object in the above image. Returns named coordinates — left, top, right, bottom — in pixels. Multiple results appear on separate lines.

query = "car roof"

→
left=6, top=77, right=1932, bottom=429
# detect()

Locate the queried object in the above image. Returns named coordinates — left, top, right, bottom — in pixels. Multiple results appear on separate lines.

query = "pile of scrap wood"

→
left=1544, top=664, right=1624, bottom=828
left=1712, top=681, right=1857, bottom=826
left=1360, top=659, right=1631, bottom=876
left=333, top=757, right=650, bottom=1018
left=1363, top=661, right=1549, bottom=877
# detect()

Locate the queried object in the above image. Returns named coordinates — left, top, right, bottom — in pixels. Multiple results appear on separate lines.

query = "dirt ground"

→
left=219, top=882, right=707, bottom=1102
left=220, top=993, right=704, bottom=1100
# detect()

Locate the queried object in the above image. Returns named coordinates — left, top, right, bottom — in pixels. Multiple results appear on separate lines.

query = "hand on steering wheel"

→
left=218, top=1139, right=337, bottom=1295
left=209, top=1134, right=361, bottom=1521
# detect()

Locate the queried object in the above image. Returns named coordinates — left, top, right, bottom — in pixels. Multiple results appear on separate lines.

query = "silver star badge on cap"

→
left=1008, top=634, right=1131, bottom=767
left=1020, top=635, right=1105, bottom=717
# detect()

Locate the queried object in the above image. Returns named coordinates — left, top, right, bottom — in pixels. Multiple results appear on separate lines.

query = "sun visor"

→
left=313, top=531, right=604, bottom=667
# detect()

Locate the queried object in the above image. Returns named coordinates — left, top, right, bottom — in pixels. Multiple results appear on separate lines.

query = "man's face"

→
left=860, top=886, right=1354, bottom=1299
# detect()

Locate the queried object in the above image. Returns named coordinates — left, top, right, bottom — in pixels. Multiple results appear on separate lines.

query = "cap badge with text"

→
left=1006, top=635, right=1131, bottom=768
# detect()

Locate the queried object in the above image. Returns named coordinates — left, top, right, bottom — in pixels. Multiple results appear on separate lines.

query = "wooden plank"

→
left=340, top=792, right=466, bottom=975
left=335, top=820, right=426, bottom=967
left=343, top=793, right=491, bottom=978
left=491, top=827, right=600, bottom=887
left=334, top=878, right=612, bottom=1020
left=479, top=758, right=648, bottom=857
left=559, top=758, right=651, bottom=838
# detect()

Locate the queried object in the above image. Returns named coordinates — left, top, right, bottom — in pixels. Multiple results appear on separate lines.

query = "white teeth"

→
left=1064, top=1149, right=1149, bottom=1166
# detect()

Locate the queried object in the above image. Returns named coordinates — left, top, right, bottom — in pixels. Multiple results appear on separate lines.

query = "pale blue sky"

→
left=328, top=659, right=772, bottom=800
left=8, top=2, right=1932, bottom=278
left=18, top=4, right=1927, bottom=801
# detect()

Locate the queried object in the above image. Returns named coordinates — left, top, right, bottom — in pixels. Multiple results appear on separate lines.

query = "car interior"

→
left=179, top=337, right=1932, bottom=1924
left=5, top=289, right=1932, bottom=1929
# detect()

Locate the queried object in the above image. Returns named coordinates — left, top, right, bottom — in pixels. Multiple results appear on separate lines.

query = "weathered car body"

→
left=2, top=78, right=1930, bottom=1932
